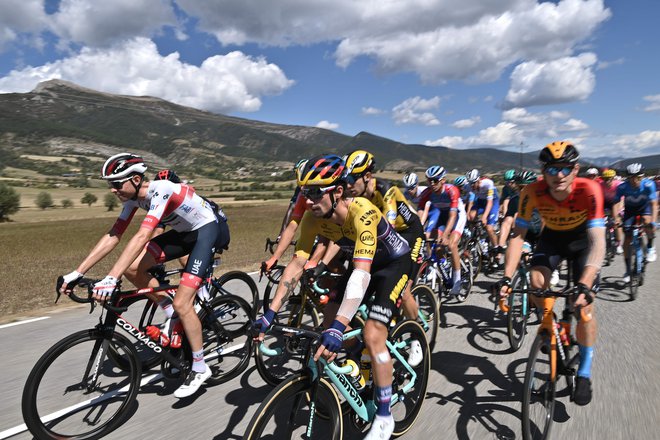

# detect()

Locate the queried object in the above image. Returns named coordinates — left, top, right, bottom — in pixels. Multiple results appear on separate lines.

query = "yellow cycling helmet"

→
left=297, top=154, right=345, bottom=187
left=344, top=150, right=375, bottom=176
left=602, top=168, right=616, bottom=179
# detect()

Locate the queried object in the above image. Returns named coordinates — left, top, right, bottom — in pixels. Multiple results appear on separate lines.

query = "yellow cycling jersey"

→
left=369, top=178, right=419, bottom=232
left=295, top=197, right=410, bottom=267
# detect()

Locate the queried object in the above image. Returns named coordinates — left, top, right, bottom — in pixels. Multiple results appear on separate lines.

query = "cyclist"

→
left=254, top=154, right=412, bottom=440
left=499, top=169, right=517, bottom=217
left=402, top=172, right=427, bottom=214
left=599, top=168, right=624, bottom=254
left=58, top=153, right=230, bottom=398
left=585, top=167, right=600, bottom=181
left=454, top=175, right=475, bottom=213
left=496, top=141, right=605, bottom=406
left=466, top=168, right=500, bottom=266
left=614, top=163, right=658, bottom=279
left=418, top=166, right=467, bottom=295
left=495, top=171, right=540, bottom=266
left=495, top=169, right=520, bottom=266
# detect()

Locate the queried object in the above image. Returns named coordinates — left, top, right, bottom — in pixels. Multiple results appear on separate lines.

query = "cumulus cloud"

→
left=0, top=0, right=48, bottom=49
left=612, top=130, right=660, bottom=154
left=392, top=96, right=440, bottom=126
left=316, top=120, right=339, bottom=130
left=362, top=106, right=385, bottom=116
left=451, top=116, right=481, bottom=129
left=504, top=53, right=598, bottom=108
left=642, top=94, right=660, bottom=112
left=426, top=122, right=523, bottom=148
left=175, top=0, right=610, bottom=86
left=0, top=38, right=294, bottom=113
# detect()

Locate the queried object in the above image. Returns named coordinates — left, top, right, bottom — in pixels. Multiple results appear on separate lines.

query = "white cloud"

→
left=642, top=94, right=660, bottom=112
left=504, top=53, right=598, bottom=108
left=175, top=0, right=610, bottom=86
left=392, top=96, right=441, bottom=126
left=0, top=38, right=294, bottom=113
left=613, top=130, right=660, bottom=153
left=452, top=116, right=481, bottom=129
left=50, top=0, right=178, bottom=48
left=426, top=122, right=523, bottom=148
left=0, top=0, right=48, bottom=49
left=562, top=118, right=589, bottom=132
left=316, top=120, right=339, bottom=130
left=362, top=106, right=385, bottom=116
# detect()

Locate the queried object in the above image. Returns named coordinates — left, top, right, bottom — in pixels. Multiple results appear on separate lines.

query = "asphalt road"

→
left=2, top=255, right=659, bottom=440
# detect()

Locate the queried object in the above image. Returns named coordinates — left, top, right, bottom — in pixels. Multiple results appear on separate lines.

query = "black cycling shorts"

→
left=529, top=227, right=588, bottom=284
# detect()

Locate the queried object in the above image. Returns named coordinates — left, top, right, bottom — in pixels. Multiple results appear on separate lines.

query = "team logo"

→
left=359, top=231, right=375, bottom=246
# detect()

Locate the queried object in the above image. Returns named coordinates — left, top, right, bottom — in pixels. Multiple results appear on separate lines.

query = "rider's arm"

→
left=335, top=259, right=371, bottom=326
left=107, top=227, right=153, bottom=279
left=268, top=254, right=306, bottom=313
left=579, top=180, right=607, bottom=289
left=443, top=210, right=457, bottom=242
left=420, top=201, right=431, bottom=226
left=319, top=241, right=342, bottom=266
left=75, top=233, right=122, bottom=274
left=482, top=198, right=493, bottom=223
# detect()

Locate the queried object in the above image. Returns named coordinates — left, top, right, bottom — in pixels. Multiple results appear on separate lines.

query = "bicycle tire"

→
left=199, top=295, right=254, bottom=385
left=629, top=247, right=640, bottom=301
left=388, top=320, right=430, bottom=437
left=22, top=329, right=141, bottom=440
left=255, top=296, right=321, bottom=386
left=469, top=242, right=483, bottom=279
left=521, top=333, right=556, bottom=440
left=410, top=284, right=439, bottom=351
left=242, top=375, right=343, bottom=440
left=456, top=255, right=473, bottom=303
left=507, top=271, right=530, bottom=352
left=210, top=270, right=259, bottom=319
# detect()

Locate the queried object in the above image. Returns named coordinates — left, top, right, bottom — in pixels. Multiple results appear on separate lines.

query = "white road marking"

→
left=0, top=316, right=49, bottom=329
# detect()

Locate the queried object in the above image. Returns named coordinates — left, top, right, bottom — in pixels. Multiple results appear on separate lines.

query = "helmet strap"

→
left=130, top=175, right=143, bottom=201
left=323, top=191, right=338, bottom=219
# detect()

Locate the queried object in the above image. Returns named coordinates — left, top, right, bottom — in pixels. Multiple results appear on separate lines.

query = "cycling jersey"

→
left=368, top=178, right=419, bottom=232
left=461, top=189, right=476, bottom=206
left=501, top=184, right=516, bottom=201
left=599, top=179, right=622, bottom=209
left=111, top=180, right=220, bottom=235
left=403, top=185, right=428, bottom=206
left=516, top=177, right=605, bottom=232
left=418, top=184, right=467, bottom=235
left=615, top=178, right=657, bottom=214
left=295, top=197, right=410, bottom=268
left=289, top=192, right=309, bottom=224
left=474, top=177, right=500, bottom=201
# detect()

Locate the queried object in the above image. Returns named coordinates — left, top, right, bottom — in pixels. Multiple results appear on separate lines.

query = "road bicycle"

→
left=22, top=276, right=253, bottom=440
left=521, top=285, right=592, bottom=440
left=243, top=309, right=430, bottom=439
left=417, top=241, right=473, bottom=302
left=623, top=217, right=647, bottom=301
left=603, top=214, right=618, bottom=266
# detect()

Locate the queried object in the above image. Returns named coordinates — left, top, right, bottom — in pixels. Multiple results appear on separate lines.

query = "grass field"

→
left=0, top=202, right=294, bottom=323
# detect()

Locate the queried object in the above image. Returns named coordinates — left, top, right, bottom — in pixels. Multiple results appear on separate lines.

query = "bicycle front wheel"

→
left=199, top=295, right=254, bottom=385
left=22, top=329, right=141, bottom=440
left=507, top=272, right=530, bottom=352
left=410, top=284, right=439, bottom=351
left=456, top=255, right=473, bottom=302
left=521, top=333, right=556, bottom=440
left=389, top=320, right=430, bottom=436
left=242, top=375, right=342, bottom=440
left=210, top=270, right=259, bottom=318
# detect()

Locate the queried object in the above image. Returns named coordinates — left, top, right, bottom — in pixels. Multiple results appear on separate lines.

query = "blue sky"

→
left=0, top=0, right=658, bottom=159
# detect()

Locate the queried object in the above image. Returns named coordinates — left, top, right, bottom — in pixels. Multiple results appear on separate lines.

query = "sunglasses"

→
left=344, top=173, right=365, bottom=185
left=427, top=178, right=441, bottom=184
left=107, top=177, right=131, bottom=189
left=301, top=185, right=336, bottom=201
left=544, top=165, right=575, bottom=176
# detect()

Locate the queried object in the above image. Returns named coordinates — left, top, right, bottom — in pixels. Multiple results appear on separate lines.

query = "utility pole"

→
left=519, top=141, right=526, bottom=171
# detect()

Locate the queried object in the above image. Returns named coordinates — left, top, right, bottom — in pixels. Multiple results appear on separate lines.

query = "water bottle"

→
left=359, top=348, right=372, bottom=387
left=196, top=284, right=211, bottom=302
left=342, top=359, right=365, bottom=391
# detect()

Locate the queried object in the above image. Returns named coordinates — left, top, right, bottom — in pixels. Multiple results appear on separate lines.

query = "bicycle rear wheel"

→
left=242, top=375, right=342, bottom=440
left=210, top=270, right=259, bottom=319
left=199, top=295, right=254, bottom=385
left=389, top=320, right=430, bottom=436
left=629, top=249, right=640, bottom=300
left=22, top=329, right=141, bottom=440
left=255, top=295, right=321, bottom=386
left=507, top=272, right=530, bottom=352
left=456, top=255, right=473, bottom=302
left=410, top=284, right=439, bottom=351
left=521, top=333, right=556, bottom=440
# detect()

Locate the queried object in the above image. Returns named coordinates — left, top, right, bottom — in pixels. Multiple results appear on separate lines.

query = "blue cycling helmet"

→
left=454, top=175, right=468, bottom=187
left=425, top=166, right=447, bottom=180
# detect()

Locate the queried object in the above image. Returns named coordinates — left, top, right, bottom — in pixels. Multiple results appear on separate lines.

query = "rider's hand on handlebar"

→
left=304, top=261, right=327, bottom=282
left=252, top=308, right=276, bottom=341
left=261, top=257, right=278, bottom=274
left=314, top=320, right=345, bottom=362
left=494, top=276, right=512, bottom=298
left=92, top=275, right=118, bottom=302
left=572, top=282, right=594, bottom=308
left=59, top=270, right=84, bottom=295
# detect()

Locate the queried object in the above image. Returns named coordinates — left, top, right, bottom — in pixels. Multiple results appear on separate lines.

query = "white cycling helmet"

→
left=586, top=167, right=599, bottom=176
left=626, top=163, right=644, bottom=176
left=402, top=172, right=419, bottom=188
left=425, top=166, right=447, bottom=180
left=101, top=153, right=147, bottom=180
left=466, top=169, right=480, bottom=183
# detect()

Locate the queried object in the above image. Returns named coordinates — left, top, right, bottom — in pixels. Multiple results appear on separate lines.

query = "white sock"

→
left=452, top=269, right=461, bottom=284
left=159, top=298, right=174, bottom=318
left=192, top=349, right=206, bottom=373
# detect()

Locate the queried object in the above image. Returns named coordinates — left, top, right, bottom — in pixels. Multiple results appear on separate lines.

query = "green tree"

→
left=81, top=192, right=98, bottom=207
left=36, top=191, right=53, bottom=210
left=104, top=193, right=118, bottom=211
left=0, top=182, right=20, bottom=221
left=61, top=198, right=74, bottom=208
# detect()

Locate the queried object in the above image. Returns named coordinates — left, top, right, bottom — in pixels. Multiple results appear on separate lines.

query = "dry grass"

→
left=0, top=202, right=293, bottom=323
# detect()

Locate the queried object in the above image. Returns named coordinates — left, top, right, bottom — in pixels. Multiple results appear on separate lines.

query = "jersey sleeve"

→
left=515, top=186, right=533, bottom=230
left=109, top=201, right=138, bottom=235
left=351, top=204, right=379, bottom=263
left=294, top=211, right=319, bottom=260
left=646, top=180, right=658, bottom=200
left=584, top=180, right=605, bottom=228
left=447, top=185, right=460, bottom=210
left=140, top=181, right=177, bottom=230
left=417, top=187, right=432, bottom=210
left=289, top=192, right=308, bottom=224
left=381, top=187, right=399, bottom=226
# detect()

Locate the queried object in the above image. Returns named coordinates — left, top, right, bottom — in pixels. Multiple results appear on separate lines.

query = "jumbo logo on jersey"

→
left=360, top=231, right=375, bottom=246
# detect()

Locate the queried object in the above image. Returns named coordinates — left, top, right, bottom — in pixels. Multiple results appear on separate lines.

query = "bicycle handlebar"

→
left=55, top=276, right=128, bottom=315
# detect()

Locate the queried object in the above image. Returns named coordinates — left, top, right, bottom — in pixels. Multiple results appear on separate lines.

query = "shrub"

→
left=36, top=191, right=53, bottom=210
left=81, top=192, right=98, bottom=207
left=0, top=182, right=20, bottom=221
left=104, top=193, right=118, bottom=211
left=61, top=198, right=74, bottom=208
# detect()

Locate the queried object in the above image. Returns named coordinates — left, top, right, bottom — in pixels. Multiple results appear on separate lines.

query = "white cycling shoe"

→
left=364, top=415, right=394, bottom=440
left=622, top=273, right=631, bottom=284
left=174, top=368, right=212, bottom=399
left=647, top=248, right=657, bottom=262
left=449, top=282, right=462, bottom=296
left=616, top=245, right=624, bottom=255
left=549, top=270, right=560, bottom=286
left=407, top=339, right=423, bottom=367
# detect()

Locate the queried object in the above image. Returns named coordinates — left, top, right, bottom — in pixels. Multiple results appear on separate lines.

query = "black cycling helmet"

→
left=538, top=141, right=580, bottom=165
left=155, top=169, right=181, bottom=183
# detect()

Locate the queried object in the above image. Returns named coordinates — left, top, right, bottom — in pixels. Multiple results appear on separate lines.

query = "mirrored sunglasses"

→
left=301, top=185, right=336, bottom=201
left=544, top=165, right=575, bottom=176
